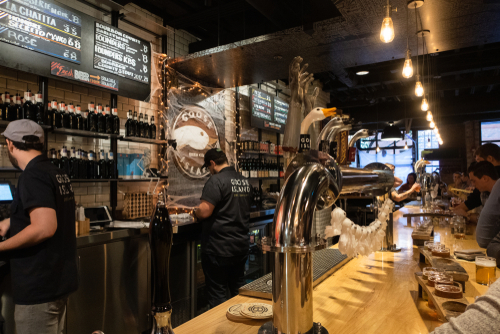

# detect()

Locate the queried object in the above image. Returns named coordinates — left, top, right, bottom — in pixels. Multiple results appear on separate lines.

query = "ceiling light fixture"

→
left=421, top=96, right=429, bottom=111
left=376, top=144, right=381, bottom=153
left=415, top=75, right=424, bottom=96
left=438, top=138, right=443, bottom=145
left=356, top=70, right=369, bottom=75
left=402, top=49, right=413, bottom=78
left=404, top=141, right=409, bottom=150
left=429, top=120, right=435, bottom=128
left=380, top=0, right=396, bottom=43
left=381, top=121, right=403, bottom=141
left=426, top=111, right=433, bottom=121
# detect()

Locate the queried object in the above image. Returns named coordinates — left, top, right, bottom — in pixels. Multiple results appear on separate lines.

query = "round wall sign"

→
left=171, top=105, right=220, bottom=179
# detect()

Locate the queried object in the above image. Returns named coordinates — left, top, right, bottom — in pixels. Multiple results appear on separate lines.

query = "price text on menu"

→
left=250, top=88, right=287, bottom=133
left=0, top=0, right=82, bottom=63
left=93, top=22, right=150, bottom=84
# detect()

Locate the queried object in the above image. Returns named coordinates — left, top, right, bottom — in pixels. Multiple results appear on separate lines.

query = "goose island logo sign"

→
left=172, top=105, right=219, bottom=179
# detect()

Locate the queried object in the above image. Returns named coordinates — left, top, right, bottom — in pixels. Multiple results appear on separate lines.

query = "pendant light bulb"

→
left=433, top=127, right=439, bottom=135
left=380, top=3, right=395, bottom=43
left=438, top=138, right=444, bottom=145
left=430, top=121, right=435, bottom=129
left=415, top=75, right=424, bottom=97
left=402, top=49, right=413, bottom=78
left=426, top=111, right=433, bottom=122
left=421, top=97, right=429, bottom=111
left=376, top=144, right=380, bottom=153
left=404, top=141, right=408, bottom=150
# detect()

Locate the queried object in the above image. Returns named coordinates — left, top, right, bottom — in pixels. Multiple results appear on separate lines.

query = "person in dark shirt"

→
left=398, top=172, right=417, bottom=193
left=194, top=148, right=251, bottom=308
left=454, top=143, right=500, bottom=217
left=0, top=120, right=78, bottom=334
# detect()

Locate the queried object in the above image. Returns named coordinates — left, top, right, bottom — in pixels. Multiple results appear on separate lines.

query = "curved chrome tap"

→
left=316, top=117, right=343, bottom=151
left=348, top=129, right=371, bottom=148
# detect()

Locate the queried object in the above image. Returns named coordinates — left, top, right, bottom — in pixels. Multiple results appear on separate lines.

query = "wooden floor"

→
left=174, top=206, right=498, bottom=334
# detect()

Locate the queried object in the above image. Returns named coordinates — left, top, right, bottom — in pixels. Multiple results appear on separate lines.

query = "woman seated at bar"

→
left=385, top=164, right=420, bottom=202
left=398, top=172, right=417, bottom=193
left=451, top=171, right=467, bottom=190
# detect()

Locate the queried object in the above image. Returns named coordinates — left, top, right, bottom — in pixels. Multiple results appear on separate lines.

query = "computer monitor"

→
left=0, top=182, right=14, bottom=204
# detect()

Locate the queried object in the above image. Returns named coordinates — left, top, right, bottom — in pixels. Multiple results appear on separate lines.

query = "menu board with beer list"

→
left=0, top=0, right=82, bottom=63
left=93, top=22, right=150, bottom=84
left=250, top=88, right=289, bottom=134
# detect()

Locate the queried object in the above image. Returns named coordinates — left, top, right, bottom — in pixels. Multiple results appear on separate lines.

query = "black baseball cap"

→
left=202, top=148, right=226, bottom=168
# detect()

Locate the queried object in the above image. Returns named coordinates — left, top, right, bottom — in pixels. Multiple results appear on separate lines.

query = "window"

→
left=417, top=130, right=439, bottom=173
left=481, top=121, right=500, bottom=146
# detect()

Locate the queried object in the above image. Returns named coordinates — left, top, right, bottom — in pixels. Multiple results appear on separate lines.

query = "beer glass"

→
left=475, top=256, right=496, bottom=286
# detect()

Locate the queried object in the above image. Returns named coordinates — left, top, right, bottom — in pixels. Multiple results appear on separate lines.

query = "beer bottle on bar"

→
left=98, top=149, right=108, bottom=179
left=9, top=94, right=20, bottom=121
left=28, top=91, right=37, bottom=122
left=54, top=102, right=64, bottom=128
left=132, top=111, right=138, bottom=137
left=49, top=149, right=59, bottom=167
left=105, top=105, right=113, bottom=134
left=69, top=147, right=77, bottom=179
left=60, top=147, right=70, bottom=176
left=125, top=110, right=134, bottom=137
left=77, top=150, right=85, bottom=179
left=34, top=92, right=44, bottom=125
left=107, top=150, right=116, bottom=179
left=46, top=100, right=56, bottom=127
left=112, top=108, right=120, bottom=135
left=65, top=103, right=75, bottom=129
left=89, top=103, right=98, bottom=132
left=97, top=104, right=106, bottom=133
left=150, top=115, right=156, bottom=139
left=75, top=105, right=83, bottom=130
left=0, top=92, right=8, bottom=120
left=23, top=90, right=33, bottom=120
left=87, top=150, right=95, bottom=179
left=138, top=112, right=144, bottom=137
left=82, top=105, right=89, bottom=131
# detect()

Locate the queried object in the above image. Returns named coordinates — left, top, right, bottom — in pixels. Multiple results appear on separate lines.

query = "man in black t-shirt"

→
left=0, top=120, right=78, bottom=334
left=194, top=148, right=251, bottom=308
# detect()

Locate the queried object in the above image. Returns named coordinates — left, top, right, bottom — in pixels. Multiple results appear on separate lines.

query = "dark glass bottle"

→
left=89, top=104, right=99, bottom=132
left=132, top=111, right=138, bottom=137
left=107, top=151, right=116, bottom=179
left=46, top=100, right=56, bottom=126
left=138, top=113, right=144, bottom=137
left=82, top=106, right=89, bottom=131
left=68, top=104, right=76, bottom=129
left=150, top=115, right=156, bottom=139
left=54, top=102, right=64, bottom=128
left=8, top=94, right=19, bottom=121
left=59, top=146, right=70, bottom=176
left=69, top=147, right=77, bottom=179
left=75, top=105, right=83, bottom=130
left=23, top=90, right=33, bottom=120
left=125, top=110, right=134, bottom=137
left=35, top=91, right=44, bottom=125
left=149, top=197, right=174, bottom=333
left=105, top=105, right=113, bottom=134
left=87, top=151, right=96, bottom=179
left=78, top=150, right=85, bottom=179
left=49, top=149, right=59, bottom=166
left=112, top=108, right=120, bottom=135
left=0, top=92, right=8, bottom=120
left=97, top=104, right=106, bottom=133
left=63, top=103, right=73, bottom=129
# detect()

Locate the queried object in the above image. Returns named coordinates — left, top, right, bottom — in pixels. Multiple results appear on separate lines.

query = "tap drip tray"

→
left=258, top=321, right=329, bottom=334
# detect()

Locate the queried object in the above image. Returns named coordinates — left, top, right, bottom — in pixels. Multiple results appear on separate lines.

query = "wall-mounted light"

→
left=380, top=0, right=397, bottom=43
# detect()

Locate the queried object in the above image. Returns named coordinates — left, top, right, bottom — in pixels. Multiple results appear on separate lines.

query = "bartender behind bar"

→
left=0, top=120, right=78, bottom=334
left=194, top=148, right=251, bottom=308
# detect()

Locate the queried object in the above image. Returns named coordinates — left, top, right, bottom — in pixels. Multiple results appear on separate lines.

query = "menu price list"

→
left=0, top=0, right=82, bottom=63
left=251, top=89, right=272, bottom=121
left=93, top=22, right=150, bottom=84
left=274, top=98, right=289, bottom=125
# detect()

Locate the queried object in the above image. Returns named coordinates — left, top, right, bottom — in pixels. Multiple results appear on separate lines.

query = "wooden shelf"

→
left=51, top=127, right=122, bottom=139
left=0, top=167, right=19, bottom=172
left=240, top=151, right=283, bottom=157
left=71, top=179, right=119, bottom=183
left=119, top=177, right=167, bottom=182
left=0, top=119, right=51, bottom=130
left=119, top=136, right=168, bottom=145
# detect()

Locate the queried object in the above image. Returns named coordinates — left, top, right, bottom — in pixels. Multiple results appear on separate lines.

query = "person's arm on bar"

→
left=0, top=208, right=56, bottom=251
left=195, top=200, right=215, bottom=220
left=487, top=231, right=500, bottom=268
left=430, top=279, right=500, bottom=334
left=391, top=183, right=420, bottom=202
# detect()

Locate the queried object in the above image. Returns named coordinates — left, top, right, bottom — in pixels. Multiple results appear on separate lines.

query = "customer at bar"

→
left=462, top=172, right=473, bottom=190
left=0, top=120, right=78, bottom=334
left=398, top=172, right=417, bottom=193
left=430, top=278, right=500, bottom=334
left=451, top=172, right=466, bottom=190
left=194, top=148, right=251, bottom=308
left=468, top=161, right=499, bottom=248
left=453, top=143, right=500, bottom=216
left=385, top=164, right=420, bottom=202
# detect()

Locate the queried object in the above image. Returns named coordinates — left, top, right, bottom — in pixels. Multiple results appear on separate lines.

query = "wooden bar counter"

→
left=174, top=206, right=499, bottom=334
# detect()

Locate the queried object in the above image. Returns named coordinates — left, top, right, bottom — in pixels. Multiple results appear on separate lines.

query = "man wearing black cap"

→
left=194, top=148, right=251, bottom=308
left=0, top=120, right=78, bottom=334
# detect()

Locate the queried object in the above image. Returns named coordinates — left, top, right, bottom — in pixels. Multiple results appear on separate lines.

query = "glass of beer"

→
left=475, top=256, right=496, bottom=286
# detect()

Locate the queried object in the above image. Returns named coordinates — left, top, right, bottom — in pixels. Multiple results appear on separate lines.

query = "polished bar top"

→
left=173, top=206, right=498, bottom=334
left=76, top=228, right=149, bottom=248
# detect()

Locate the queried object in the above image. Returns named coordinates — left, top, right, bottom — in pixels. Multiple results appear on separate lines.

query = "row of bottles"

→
left=49, top=146, right=117, bottom=179
left=125, top=110, right=156, bottom=139
left=239, top=158, right=284, bottom=178
left=1, top=90, right=44, bottom=123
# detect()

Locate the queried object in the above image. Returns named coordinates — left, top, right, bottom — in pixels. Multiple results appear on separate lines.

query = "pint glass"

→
left=475, top=256, right=496, bottom=286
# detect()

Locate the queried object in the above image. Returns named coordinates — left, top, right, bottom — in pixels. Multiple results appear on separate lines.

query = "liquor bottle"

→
left=97, top=104, right=106, bottom=133
left=49, top=149, right=59, bottom=166
left=150, top=115, right=156, bottom=139
left=54, top=102, right=65, bottom=128
left=82, top=105, right=89, bottom=131
left=75, top=105, right=83, bottom=130
left=96, top=149, right=107, bottom=179
left=69, top=147, right=77, bottom=179
left=0, top=92, right=8, bottom=120
left=46, top=100, right=56, bottom=126
left=250, top=159, right=257, bottom=178
left=35, top=91, right=44, bottom=125
left=23, top=90, right=34, bottom=120
left=64, top=103, right=74, bottom=129
left=8, top=94, right=19, bottom=121
left=125, top=110, right=134, bottom=137
left=279, top=162, right=284, bottom=178
left=132, top=111, right=138, bottom=137
left=77, top=150, right=85, bottom=179
left=106, top=106, right=113, bottom=134
left=112, top=108, right=120, bottom=135
left=142, top=113, right=148, bottom=138
left=88, top=151, right=95, bottom=179
left=149, top=195, right=174, bottom=334
left=138, top=112, right=144, bottom=137
left=89, top=102, right=98, bottom=132
left=107, top=151, right=116, bottom=179
left=60, top=146, right=70, bottom=176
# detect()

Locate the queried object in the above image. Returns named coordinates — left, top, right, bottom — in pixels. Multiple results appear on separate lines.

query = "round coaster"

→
left=226, top=304, right=247, bottom=321
left=240, top=303, right=273, bottom=319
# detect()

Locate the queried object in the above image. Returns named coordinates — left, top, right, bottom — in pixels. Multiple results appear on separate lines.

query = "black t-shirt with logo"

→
left=200, top=166, right=251, bottom=257
left=9, top=155, right=78, bottom=305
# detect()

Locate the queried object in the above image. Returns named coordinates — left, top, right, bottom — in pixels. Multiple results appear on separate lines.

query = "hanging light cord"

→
left=415, top=2, right=419, bottom=79
left=406, top=3, right=409, bottom=50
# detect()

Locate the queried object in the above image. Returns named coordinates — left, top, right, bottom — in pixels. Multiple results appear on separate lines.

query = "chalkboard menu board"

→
left=0, top=0, right=151, bottom=101
left=94, top=22, right=150, bottom=84
left=250, top=88, right=289, bottom=134
left=0, top=0, right=82, bottom=63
